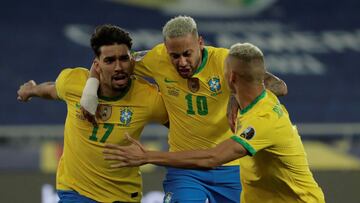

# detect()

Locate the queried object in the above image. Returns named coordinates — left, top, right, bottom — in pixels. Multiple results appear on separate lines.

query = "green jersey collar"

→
left=98, top=79, right=132, bottom=101
left=240, top=90, right=266, bottom=115
left=194, top=47, right=208, bottom=75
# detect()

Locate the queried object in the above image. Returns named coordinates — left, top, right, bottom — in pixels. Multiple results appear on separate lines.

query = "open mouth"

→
left=178, top=68, right=192, bottom=77
left=112, top=74, right=128, bottom=86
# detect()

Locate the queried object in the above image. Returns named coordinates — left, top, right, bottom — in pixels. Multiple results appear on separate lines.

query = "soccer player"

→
left=17, top=24, right=168, bottom=203
left=82, top=16, right=287, bottom=203
left=103, top=43, right=325, bottom=203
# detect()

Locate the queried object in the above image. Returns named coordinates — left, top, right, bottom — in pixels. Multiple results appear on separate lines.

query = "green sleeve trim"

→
left=231, top=136, right=257, bottom=156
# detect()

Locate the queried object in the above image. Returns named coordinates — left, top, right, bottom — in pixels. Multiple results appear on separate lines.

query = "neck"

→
left=234, top=82, right=265, bottom=111
left=98, top=82, right=131, bottom=100
left=193, top=48, right=205, bottom=75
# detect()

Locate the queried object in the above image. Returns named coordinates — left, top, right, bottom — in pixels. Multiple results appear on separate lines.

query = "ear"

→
left=93, top=58, right=101, bottom=74
left=198, top=35, right=205, bottom=49
left=130, top=57, right=135, bottom=68
left=229, top=70, right=237, bottom=84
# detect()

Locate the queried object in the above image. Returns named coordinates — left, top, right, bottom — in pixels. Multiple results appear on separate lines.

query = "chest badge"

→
left=120, top=107, right=133, bottom=126
left=98, top=104, right=112, bottom=121
left=208, top=76, right=221, bottom=93
left=187, top=77, right=200, bottom=93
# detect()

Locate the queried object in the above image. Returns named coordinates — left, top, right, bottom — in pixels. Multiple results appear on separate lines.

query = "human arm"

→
left=264, top=72, right=288, bottom=96
left=80, top=61, right=100, bottom=115
left=104, top=134, right=247, bottom=169
left=226, top=95, right=239, bottom=133
left=17, top=80, right=58, bottom=102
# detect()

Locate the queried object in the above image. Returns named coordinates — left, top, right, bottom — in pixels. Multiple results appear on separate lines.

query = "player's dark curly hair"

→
left=90, top=24, right=133, bottom=57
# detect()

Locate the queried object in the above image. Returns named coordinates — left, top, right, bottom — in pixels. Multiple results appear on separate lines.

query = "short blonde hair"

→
left=162, top=15, right=198, bottom=39
left=228, top=43, right=265, bottom=83
left=229, top=43, right=264, bottom=62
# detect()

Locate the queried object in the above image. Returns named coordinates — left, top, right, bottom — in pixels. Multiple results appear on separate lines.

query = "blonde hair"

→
left=229, top=43, right=264, bottom=62
left=162, top=15, right=198, bottom=39
left=228, top=43, right=265, bottom=83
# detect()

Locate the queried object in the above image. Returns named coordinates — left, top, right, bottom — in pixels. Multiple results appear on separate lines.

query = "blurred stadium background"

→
left=1, top=0, right=360, bottom=202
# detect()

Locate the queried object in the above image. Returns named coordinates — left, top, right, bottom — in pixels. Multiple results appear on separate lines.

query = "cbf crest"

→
left=119, top=107, right=133, bottom=126
left=98, top=104, right=112, bottom=121
left=207, top=76, right=222, bottom=96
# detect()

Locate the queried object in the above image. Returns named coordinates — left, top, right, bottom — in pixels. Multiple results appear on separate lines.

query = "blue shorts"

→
left=57, top=190, right=132, bottom=203
left=57, top=190, right=97, bottom=203
left=163, top=166, right=241, bottom=203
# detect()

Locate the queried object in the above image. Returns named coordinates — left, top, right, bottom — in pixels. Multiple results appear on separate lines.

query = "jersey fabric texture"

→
left=55, top=68, right=168, bottom=202
left=136, top=44, right=237, bottom=165
left=231, top=90, right=325, bottom=203
left=135, top=44, right=241, bottom=202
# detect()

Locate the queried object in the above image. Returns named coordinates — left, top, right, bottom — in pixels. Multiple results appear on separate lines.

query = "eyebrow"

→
left=169, top=50, right=192, bottom=56
left=104, top=54, right=130, bottom=60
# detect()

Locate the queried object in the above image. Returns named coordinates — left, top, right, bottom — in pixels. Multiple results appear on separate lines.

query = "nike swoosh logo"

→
left=164, top=78, right=178, bottom=83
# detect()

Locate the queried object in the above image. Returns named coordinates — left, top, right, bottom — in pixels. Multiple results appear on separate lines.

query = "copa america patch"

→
left=164, top=192, right=173, bottom=203
left=240, top=126, right=255, bottom=140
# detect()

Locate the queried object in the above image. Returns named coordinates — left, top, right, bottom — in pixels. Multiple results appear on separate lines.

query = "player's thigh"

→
left=163, top=189, right=208, bottom=203
left=163, top=179, right=208, bottom=203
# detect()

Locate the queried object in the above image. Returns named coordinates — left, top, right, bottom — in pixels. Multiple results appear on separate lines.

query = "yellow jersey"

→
left=55, top=68, right=168, bottom=202
left=231, top=90, right=325, bottom=203
left=135, top=44, right=238, bottom=165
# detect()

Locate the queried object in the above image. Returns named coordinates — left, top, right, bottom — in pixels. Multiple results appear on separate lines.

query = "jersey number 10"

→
left=185, top=94, right=208, bottom=116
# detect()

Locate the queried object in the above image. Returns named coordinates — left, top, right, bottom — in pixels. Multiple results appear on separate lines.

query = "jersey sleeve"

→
left=231, top=113, right=273, bottom=156
left=134, top=52, right=154, bottom=78
left=55, top=68, right=73, bottom=100
left=55, top=67, right=88, bottom=101
left=148, top=86, right=168, bottom=124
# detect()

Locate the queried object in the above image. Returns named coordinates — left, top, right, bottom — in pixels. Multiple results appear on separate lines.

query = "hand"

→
left=17, top=80, right=36, bottom=102
left=89, top=60, right=100, bottom=79
left=81, top=107, right=98, bottom=127
left=103, top=133, right=147, bottom=168
left=226, top=95, right=239, bottom=133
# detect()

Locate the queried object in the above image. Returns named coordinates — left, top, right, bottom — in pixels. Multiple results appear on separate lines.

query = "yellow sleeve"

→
left=231, top=113, right=273, bottom=156
left=134, top=52, right=153, bottom=78
left=55, top=67, right=89, bottom=100
left=149, top=87, right=168, bottom=124
left=55, top=68, right=73, bottom=100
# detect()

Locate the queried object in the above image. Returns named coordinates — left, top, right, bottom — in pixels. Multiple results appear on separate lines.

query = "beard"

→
left=111, top=72, right=131, bottom=91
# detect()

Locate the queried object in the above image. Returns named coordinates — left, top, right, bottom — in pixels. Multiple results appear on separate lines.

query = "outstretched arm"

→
left=264, top=72, right=288, bottom=96
left=17, top=80, right=58, bottom=102
left=104, top=134, right=247, bottom=169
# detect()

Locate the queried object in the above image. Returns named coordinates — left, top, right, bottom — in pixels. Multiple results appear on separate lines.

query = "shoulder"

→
left=146, top=43, right=167, bottom=58
left=58, top=67, right=89, bottom=81
left=254, top=91, right=283, bottom=122
left=205, top=46, right=229, bottom=68
left=138, top=43, right=167, bottom=65
left=206, top=46, right=229, bottom=57
left=56, top=67, right=89, bottom=99
left=132, top=76, right=160, bottom=93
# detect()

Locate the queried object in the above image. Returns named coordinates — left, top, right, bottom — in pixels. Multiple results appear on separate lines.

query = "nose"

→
left=178, top=56, right=187, bottom=67
left=114, top=60, right=123, bottom=71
